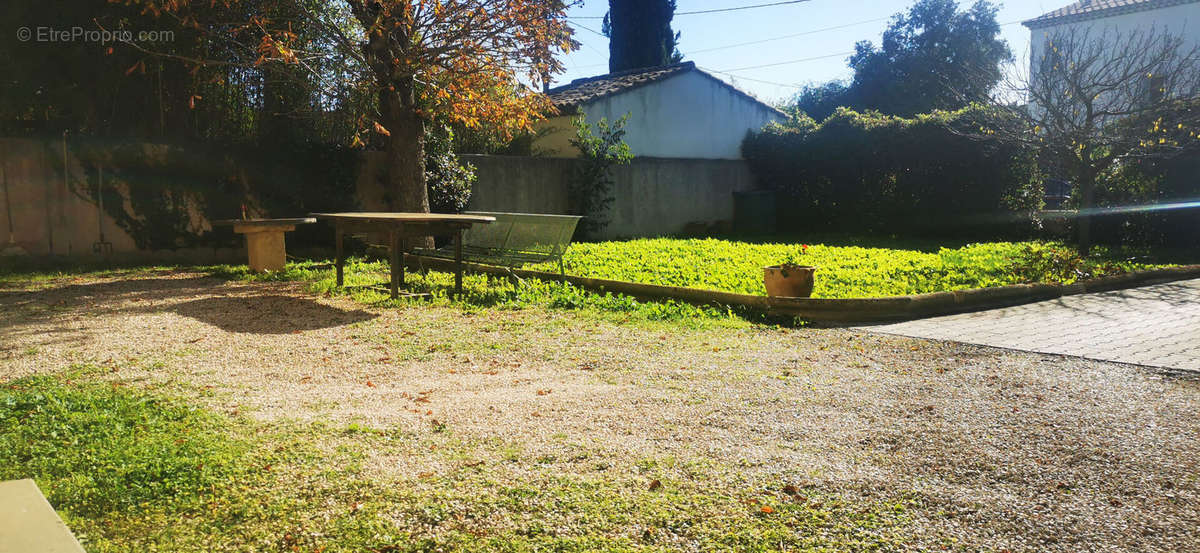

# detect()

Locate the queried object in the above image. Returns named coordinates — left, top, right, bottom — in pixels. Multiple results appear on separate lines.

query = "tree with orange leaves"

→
left=110, top=0, right=578, bottom=217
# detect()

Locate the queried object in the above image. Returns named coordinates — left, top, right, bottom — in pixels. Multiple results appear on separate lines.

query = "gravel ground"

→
left=2, top=273, right=1198, bottom=552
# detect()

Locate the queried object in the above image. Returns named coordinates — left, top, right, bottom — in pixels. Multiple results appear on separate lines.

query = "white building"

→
left=1024, top=0, right=1200, bottom=66
left=535, top=62, right=787, bottom=160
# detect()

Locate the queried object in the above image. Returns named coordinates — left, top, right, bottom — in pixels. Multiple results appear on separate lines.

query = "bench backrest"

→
left=461, top=212, right=581, bottom=259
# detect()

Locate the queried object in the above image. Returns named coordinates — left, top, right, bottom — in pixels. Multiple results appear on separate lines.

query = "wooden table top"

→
left=212, top=218, right=316, bottom=227
left=310, top=212, right=496, bottom=224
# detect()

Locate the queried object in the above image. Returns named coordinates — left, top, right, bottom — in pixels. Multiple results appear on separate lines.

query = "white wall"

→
left=1030, top=2, right=1200, bottom=76
left=578, top=70, right=786, bottom=160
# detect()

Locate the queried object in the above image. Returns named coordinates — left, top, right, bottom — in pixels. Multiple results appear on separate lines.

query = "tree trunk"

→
left=1076, top=173, right=1095, bottom=257
left=381, top=78, right=434, bottom=248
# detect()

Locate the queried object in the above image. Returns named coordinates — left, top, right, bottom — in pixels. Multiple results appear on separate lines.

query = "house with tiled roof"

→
left=1023, top=0, right=1200, bottom=69
left=534, top=62, right=787, bottom=160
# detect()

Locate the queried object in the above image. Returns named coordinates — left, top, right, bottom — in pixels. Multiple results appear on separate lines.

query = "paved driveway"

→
left=865, top=278, right=1200, bottom=372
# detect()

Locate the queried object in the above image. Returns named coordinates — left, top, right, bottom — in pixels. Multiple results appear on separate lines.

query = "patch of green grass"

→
left=0, top=260, right=180, bottom=289
left=0, top=373, right=914, bottom=551
left=210, top=259, right=751, bottom=327
left=202, top=237, right=1174, bottom=324
left=0, top=373, right=248, bottom=518
left=534, top=238, right=1169, bottom=298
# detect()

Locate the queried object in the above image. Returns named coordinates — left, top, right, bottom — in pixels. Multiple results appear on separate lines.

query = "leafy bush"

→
left=569, top=115, right=633, bottom=239
left=742, top=105, right=1042, bottom=238
left=1092, top=148, right=1200, bottom=251
left=426, top=125, right=476, bottom=213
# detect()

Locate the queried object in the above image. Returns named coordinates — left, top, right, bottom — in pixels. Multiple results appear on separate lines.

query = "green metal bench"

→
left=415, top=211, right=581, bottom=275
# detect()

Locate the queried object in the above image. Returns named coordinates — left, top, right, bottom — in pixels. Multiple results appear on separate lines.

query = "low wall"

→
left=3, top=138, right=752, bottom=260
left=1, top=137, right=141, bottom=257
left=462, top=154, right=755, bottom=240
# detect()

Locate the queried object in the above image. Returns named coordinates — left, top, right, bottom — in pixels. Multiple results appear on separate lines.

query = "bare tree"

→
left=984, top=26, right=1200, bottom=254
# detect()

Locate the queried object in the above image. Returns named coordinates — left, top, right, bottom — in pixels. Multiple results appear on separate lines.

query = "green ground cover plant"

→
left=537, top=238, right=1165, bottom=298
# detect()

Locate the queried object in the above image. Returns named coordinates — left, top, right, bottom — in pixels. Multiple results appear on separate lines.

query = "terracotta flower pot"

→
left=763, top=264, right=816, bottom=298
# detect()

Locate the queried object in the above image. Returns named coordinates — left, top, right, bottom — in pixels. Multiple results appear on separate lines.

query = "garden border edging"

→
left=407, top=255, right=1200, bottom=323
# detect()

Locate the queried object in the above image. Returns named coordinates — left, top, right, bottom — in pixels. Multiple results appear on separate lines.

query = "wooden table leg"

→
left=335, top=223, right=344, bottom=288
left=454, top=227, right=464, bottom=299
left=398, top=236, right=406, bottom=285
left=389, top=229, right=400, bottom=299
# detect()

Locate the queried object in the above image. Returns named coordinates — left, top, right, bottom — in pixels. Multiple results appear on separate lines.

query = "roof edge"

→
left=1023, top=0, right=1200, bottom=29
left=549, top=62, right=786, bottom=119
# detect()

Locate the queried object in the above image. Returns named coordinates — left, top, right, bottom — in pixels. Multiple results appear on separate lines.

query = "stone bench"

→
left=213, top=218, right=315, bottom=272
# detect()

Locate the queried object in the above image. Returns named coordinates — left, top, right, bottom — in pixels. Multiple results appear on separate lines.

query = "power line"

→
left=571, top=0, right=812, bottom=19
left=710, top=20, right=1031, bottom=74
left=699, top=66, right=804, bottom=89
left=567, top=19, right=607, bottom=38
left=717, top=51, right=855, bottom=73
left=677, top=0, right=812, bottom=16
left=686, top=16, right=889, bottom=54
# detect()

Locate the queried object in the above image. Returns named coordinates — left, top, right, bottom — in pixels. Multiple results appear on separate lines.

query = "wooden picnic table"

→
left=310, top=212, right=496, bottom=299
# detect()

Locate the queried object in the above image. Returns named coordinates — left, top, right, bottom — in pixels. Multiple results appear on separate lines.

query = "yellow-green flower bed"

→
left=538, top=239, right=1164, bottom=299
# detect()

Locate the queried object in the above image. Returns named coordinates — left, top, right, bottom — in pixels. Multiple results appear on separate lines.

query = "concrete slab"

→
left=0, top=479, right=85, bottom=553
left=863, top=279, right=1200, bottom=372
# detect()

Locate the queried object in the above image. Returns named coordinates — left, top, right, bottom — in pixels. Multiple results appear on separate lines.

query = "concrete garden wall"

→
left=356, top=153, right=756, bottom=240
left=461, top=154, right=757, bottom=240
left=2, top=138, right=754, bottom=260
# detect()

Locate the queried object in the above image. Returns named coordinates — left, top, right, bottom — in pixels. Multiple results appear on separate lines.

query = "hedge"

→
left=742, top=106, right=1042, bottom=238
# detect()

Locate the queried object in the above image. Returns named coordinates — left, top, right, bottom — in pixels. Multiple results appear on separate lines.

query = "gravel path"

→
left=2, top=273, right=1198, bottom=552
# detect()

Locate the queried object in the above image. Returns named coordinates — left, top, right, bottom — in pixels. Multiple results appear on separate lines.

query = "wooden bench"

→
left=414, top=212, right=581, bottom=275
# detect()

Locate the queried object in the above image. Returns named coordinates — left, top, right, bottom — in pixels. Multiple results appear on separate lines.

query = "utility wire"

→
left=685, top=17, right=889, bottom=54
left=710, top=20, right=1030, bottom=75
left=571, top=0, right=812, bottom=19
left=699, top=66, right=805, bottom=89
left=716, top=51, right=854, bottom=72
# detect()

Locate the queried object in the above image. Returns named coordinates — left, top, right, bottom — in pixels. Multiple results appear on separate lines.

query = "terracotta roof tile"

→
left=546, top=61, right=785, bottom=117
left=1024, top=0, right=1200, bottom=28
left=547, top=62, right=697, bottom=111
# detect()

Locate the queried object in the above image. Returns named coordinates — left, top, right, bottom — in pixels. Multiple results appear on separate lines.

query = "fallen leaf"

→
left=760, top=506, right=775, bottom=514
left=648, top=479, right=662, bottom=491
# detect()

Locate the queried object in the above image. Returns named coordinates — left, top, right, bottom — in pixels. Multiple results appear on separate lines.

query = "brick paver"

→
left=864, top=278, right=1200, bottom=372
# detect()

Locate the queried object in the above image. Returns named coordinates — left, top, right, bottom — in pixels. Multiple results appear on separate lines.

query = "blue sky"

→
left=554, top=0, right=1071, bottom=103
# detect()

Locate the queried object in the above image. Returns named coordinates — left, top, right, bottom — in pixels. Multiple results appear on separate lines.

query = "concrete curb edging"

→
left=407, top=255, right=1200, bottom=323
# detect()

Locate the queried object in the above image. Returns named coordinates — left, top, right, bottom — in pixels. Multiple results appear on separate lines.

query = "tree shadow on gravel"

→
left=0, top=275, right=376, bottom=336
left=168, top=294, right=375, bottom=334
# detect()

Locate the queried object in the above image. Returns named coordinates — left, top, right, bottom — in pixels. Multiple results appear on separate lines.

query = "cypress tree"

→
left=604, top=0, right=681, bottom=73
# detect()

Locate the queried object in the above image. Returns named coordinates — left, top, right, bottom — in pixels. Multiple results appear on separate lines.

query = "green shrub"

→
left=742, top=105, right=1042, bottom=238
left=426, top=125, right=476, bottom=213
left=569, top=115, right=633, bottom=239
